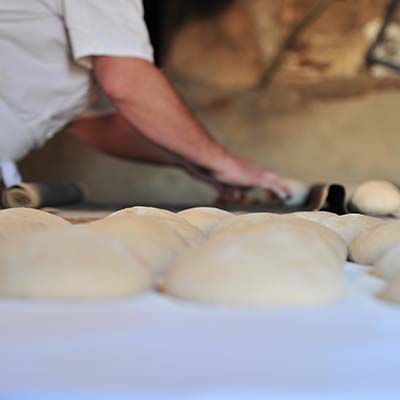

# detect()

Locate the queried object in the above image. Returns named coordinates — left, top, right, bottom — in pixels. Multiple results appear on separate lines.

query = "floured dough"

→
left=278, top=217, right=348, bottom=261
left=164, top=221, right=346, bottom=307
left=378, top=275, right=400, bottom=304
left=212, top=214, right=347, bottom=261
left=323, top=214, right=383, bottom=245
left=0, top=228, right=152, bottom=300
left=178, top=207, right=233, bottom=234
left=0, top=208, right=69, bottom=239
left=107, top=207, right=201, bottom=244
left=109, top=206, right=179, bottom=220
left=84, top=215, right=205, bottom=274
left=291, top=211, right=337, bottom=224
left=351, top=180, right=400, bottom=216
left=211, top=213, right=278, bottom=238
left=291, top=211, right=383, bottom=245
left=375, top=245, right=400, bottom=280
left=349, top=220, right=399, bottom=265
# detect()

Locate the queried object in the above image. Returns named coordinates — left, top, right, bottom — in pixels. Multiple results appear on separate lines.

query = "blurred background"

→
left=20, top=0, right=400, bottom=206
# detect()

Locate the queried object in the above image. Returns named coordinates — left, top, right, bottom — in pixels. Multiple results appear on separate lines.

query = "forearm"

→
left=93, top=57, right=290, bottom=196
left=94, top=57, right=231, bottom=172
left=67, top=114, right=183, bottom=167
left=67, top=113, right=222, bottom=188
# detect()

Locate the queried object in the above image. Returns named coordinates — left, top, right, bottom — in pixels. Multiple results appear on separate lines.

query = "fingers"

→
left=182, top=155, right=292, bottom=201
left=216, top=187, right=247, bottom=204
left=214, top=169, right=291, bottom=200
left=260, top=173, right=291, bottom=199
left=228, top=157, right=292, bottom=198
left=182, top=162, right=228, bottom=192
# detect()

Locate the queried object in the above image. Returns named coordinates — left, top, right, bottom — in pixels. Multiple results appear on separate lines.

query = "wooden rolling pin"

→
left=2, top=182, right=84, bottom=209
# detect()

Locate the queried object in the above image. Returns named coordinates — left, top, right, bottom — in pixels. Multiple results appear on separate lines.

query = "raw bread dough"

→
left=291, top=211, right=383, bottom=245
left=210, top=213, right=278, bottom=239
left=164, top=220, right=346, bottom=307
left=178, top=207, right=233, bottom=234
left=0, top=228, right=152, bottom=300
left=276, top=216, right=348, bottom=261
left=292, top=211, right=337, bottom=224
left=349, top=220, right=400, bottom=265
left=212, top=213, right=347, bottom=261
left=0, top=207, right=69, bottom=239
left=351, top=180, right=400, bottom=216
left=107, top=206, right=202, bottom=244
left=109, top=206, right=179, bottom=220
left=374, top=245, right=400, bottom=280
left=378, top=275, right=400, bottom=304
left=84, top=215, right=205, bottom=274
left=323, top=214, right=384, bottom=245
left=283, top=178, right=310, bottom=207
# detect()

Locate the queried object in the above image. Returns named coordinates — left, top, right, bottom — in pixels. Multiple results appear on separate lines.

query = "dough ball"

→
left=351, top=180, right=400, bottom=216
left=164, top=222, right=346, bottom=307
left=108, top=206, right=179, bottom=220
left=107, top=207, right=201, bottom=245
left=0, top=208, right=69, bottom=239
left=84, top=215, right=205, bottom=274
left=212, top=214, right=347, bottom=261
left=279, top=216, right=348, bottom=261
left=178, top=207, right=234, bottom=234
left=283, top=178, right=310, bottom=207
left=378, top=275, right=400, bottom=304
left=349, top=220, right=399, bottom=265
left=291, top=212, right=383, bottom=246
left=375, top=245, right=400, bottom=280
left=291, top=211, right=337, bottom=224
left=323, top=214, right=384, bottom=245
left=0, top=228, right=152, bottom=300
left=210, top=213, right=278, bottom=239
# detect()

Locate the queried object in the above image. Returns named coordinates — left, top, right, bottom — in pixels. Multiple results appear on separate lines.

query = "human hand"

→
left=212, top=155, right=291, bottom=199
left=178, top=153, right=291, bottom=203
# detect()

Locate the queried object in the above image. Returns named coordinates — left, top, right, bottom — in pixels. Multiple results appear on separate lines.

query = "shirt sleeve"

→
left=62, top=0, right=154, bottom=69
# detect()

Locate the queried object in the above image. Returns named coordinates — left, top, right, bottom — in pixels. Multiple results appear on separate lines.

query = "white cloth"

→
left=0, top=264, right=398, bottom=400
left=0, top=0, right=154, bottom=164
left=0, top=161, right=22, bottom=188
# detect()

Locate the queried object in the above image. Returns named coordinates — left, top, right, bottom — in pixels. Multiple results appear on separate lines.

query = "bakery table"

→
left=1, top=263, right=400, bottom=400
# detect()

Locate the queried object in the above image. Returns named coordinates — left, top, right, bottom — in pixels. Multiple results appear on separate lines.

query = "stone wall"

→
left=165, top=0, right=389, bottom=88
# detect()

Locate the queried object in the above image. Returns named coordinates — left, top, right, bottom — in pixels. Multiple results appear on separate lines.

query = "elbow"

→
left=94, top=57, right=133, bottom=102
left=94, top=56, right=155, bottom=103
left=99, top=73, right=130, bottom=102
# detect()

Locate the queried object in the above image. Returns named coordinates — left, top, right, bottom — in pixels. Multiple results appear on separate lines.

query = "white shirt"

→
left=0, top=0, right=154, bottom=167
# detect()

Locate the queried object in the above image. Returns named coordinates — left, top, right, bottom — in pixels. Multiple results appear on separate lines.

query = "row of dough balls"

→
left=0, top=207, right=342, bottom=307
left=0, top=206, right=397, bottom=307
left=289, top=211, right=400, bottom=304
left=0, top=207, right=210, bottom=301
left=167, top=212, right=348, bottom=307
left=348, top=220, right=400, bottom=303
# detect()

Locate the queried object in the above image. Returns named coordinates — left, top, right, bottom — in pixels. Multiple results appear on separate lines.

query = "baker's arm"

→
left=94, top=56, right=289, bottom=196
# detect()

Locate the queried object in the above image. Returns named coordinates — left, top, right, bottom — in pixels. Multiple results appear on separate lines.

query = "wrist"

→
left=205, top=148, right=238, bottom=174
